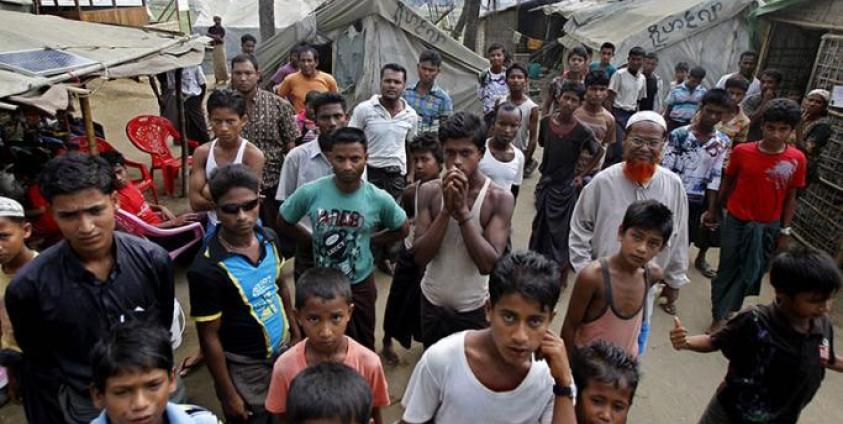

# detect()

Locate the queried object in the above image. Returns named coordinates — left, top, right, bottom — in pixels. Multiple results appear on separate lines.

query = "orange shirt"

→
left=275, top=71, right=338, bottom=113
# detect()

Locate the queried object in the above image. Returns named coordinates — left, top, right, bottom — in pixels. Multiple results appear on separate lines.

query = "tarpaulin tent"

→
left=541, top=0, right=757, bottom=101
left=256, top=0, right=489, bottom=113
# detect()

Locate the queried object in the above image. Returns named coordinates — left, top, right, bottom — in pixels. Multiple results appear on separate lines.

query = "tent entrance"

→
left=760, top=20, right=823, bottom=99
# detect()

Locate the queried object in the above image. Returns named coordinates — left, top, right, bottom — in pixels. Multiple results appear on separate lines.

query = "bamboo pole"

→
left=175, top=68, right=189, bottom=197
left=78, top=91, right=97, bottom=155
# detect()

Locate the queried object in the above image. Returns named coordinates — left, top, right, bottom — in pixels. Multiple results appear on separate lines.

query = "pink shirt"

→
left=265, top=336, right=390, bottom=413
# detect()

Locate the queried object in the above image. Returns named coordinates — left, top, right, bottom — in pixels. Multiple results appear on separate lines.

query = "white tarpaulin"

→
left=193, top=0, right=324, bottom=28
left=543, top=0, right=756, bottom=99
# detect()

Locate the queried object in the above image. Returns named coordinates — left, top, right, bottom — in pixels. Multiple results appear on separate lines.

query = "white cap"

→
left=625, top=111, right=667, bottom=132
left=0, top=196, right=24, bottom=218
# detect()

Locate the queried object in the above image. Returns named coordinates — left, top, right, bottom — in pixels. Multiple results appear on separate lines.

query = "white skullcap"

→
left=807, top=89, right=830, bottom=103
left=625, top=111, right=667, bottom=132
left=0, top=196, right=24, bottom=218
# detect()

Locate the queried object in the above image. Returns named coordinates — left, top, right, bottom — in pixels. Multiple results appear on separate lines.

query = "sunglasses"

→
left=219, top=198, right=260, bottom=214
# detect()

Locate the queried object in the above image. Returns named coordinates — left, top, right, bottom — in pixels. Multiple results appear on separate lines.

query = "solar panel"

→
left=0, top=49, right=98, bottom=77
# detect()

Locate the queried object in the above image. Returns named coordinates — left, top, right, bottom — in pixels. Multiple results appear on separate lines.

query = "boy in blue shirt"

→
left=279, top=127, right=409, bottom=350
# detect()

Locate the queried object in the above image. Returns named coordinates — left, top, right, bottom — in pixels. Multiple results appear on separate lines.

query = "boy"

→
left=572, top=340, right=640, bottom=424
left=90, top=322, right=220, bottom=424
left=241, top=33, right=257, bottom=55
left=401, top=251, right=576, bottom=424
left=403, top=49, right=454, bottom=133
left=742, top=68, right=783, bottom=142
left=479, top=102, right=525, bottom=199
left=671, top=245, right=843, bottom=423
left=670, top=62, right=689, bottom=90
left=495, top=63, right=539, bottom=177
left=574, top=70, right=616, bottom=186
left=561, top=200, right=670, bottom=357
left=381, top=133, right=443, bottom=363
left=589, top=42, right=616, bottom=79
left=638, top=52, right=664, bottom=112
left=265, top=268, right=389, bottom=423
left=188, top=164, right=298, bottom=424
left=543, top=47, right=588, bottom=115
left=478, top=43, right=510, bottom=117
left=286, top=362, right=373, bottom=424
left=709, top=98, right=806, bottom=334
left=716, top=77, right=751, bottom=146
left=663, top=66, right=707, bottom=132
left=279, top=127, right=409, bottom=350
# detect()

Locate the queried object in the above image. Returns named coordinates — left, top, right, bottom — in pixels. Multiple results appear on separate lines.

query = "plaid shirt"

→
left=242, top=89, right=299, bottom=189
left=403, top=83, right=453, bottom=133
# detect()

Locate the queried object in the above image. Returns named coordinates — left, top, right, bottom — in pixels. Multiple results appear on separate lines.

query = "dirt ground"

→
left=1, top=78, right=842, bottom=423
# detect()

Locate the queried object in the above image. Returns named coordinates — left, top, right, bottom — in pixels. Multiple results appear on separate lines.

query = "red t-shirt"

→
left=725, top=142, right=806, bottom=223
left=117, top=183, right=162, bottom=225
left=26, top=184, right=60, bottom=236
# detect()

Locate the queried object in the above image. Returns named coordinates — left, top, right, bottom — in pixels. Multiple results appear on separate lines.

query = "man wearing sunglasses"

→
left=188, top=164, right=299, bottom=423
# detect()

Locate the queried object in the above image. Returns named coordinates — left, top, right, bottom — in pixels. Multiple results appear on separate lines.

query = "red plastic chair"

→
left=69, top=136, right=159, bottom=204
left=114, top=208, right=205, bottom=260
left=125, top=116, right=195, bottom=196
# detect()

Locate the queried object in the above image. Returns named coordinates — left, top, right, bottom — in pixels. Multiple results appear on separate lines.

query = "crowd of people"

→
left=0, top=28, right=841, bottom=424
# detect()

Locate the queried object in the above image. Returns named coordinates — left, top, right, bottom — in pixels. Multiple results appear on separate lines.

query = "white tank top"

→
left=206, top=138, right=248, bottom=225
left=421, top=178, right=492, bottom=312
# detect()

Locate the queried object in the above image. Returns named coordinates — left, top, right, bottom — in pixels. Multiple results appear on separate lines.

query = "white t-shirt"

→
left=479, top=139, right=525, bottom=191
left=608, top=68, right=646, bottom=112
left=402, top=331, right=555, bottom=424
left=348, top=95, right=418, bottom=175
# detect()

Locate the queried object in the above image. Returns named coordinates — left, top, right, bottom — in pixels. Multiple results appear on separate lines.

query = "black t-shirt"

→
left=537, top=117, right=599, bottom=186
left=711, top=304, right=835, bottom=423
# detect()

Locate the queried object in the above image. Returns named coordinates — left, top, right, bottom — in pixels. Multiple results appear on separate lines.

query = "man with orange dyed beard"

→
left=568, top=111, right=689, bottom=356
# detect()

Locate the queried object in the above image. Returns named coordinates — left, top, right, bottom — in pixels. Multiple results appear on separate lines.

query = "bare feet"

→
left=381, top=342, right=400, bottom=366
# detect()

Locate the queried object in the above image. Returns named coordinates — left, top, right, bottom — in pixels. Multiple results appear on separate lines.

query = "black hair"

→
left=208, top=164, right=260, bottom=203
left=674, top=62, right=689, bottom=72
left=287, top=362, right=372, bottom=424
left=99, top=150, right=125, bottom=167
left=409, top=132, right=444, bottom=165
left=439, top=111, right=485, bottom=152
left=572, top=340, right=640, bottom=402
left=585, top=70, right=610, bottom=87
left=294, top=267, right=353, bottom=309
left=292, top=42, right=310, bottom=56
left=207, top=88, right=247, bottom=117
left=231, top=53, right=259, bottom=71
left=39, top=153, right=116, bottom=202
left=494, top=101, right=523, bottom=121
left=328, top=127, right=367, bottom=152
left=701, top=88, right=732, bottom=109
left=419, top=49, right=443, bottom=67
left=299, top=46, right=319, bottom=61
left=505, top=62, right=528, bottom=80
left=724, top=77, right=749, bottom=92
left=689, top=66, right=707, bottom=80
left=305, top=90, right=322, bottom=108
left=311, top=92, right=347, bottom=115
left=568, top=46, right=588, bottom=60
left=489, top=251, right=563, bottom=312
left=240, top=33, right=257, bottom=45
left=600, top=42, right=615, bottom=53
left=380, top=63, right=407, bottom=82
left=558, top=81, right=586, bottom=101
left=644, top=52, right=658, bottom=61
left=619, top=200, right=673, bottom=244
left=91, top=321, right=173, bottom=392
left=739, top=50, right=757, bottom=61
left=770, top=245, right=842, bottom=298
left=628, top=47, right=645, bottom=58
left=487, top=43, right=506, bottom=55
left=762, top=98, right=801, bottom=127
left=760, top=68, right=783, bottom=84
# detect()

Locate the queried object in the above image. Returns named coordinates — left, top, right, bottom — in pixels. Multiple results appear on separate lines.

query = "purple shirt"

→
left=271, top=63, right=298, bottom=85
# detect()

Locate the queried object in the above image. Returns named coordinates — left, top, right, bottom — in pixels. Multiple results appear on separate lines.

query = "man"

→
left=715, top=50, right=760, bottom=98
left=495, top=63, right=539, bottom=178
left=638, top=52, right=664, bottom=113
left=278, top=127, right=409, bottom=350
left=574, top=70, right=616, bottom=185
left=230, top=54, right=299, bottom=241
left=403, top=49, right=453, bottom=133
left=741, top=68, right=783, bottom=142
left=663, top=66, right=707, bottom=132
left=275, top=92, right=349, bottom=279
left=413, top=112, right=514, bottom=348
left=661, top=89, right=733, bottom=304
left=269, top=43, right=308, bottom=88
left=606, top=46, right=646, bottom=167
left=207, top=16, right=228, bottom=85
left=6, top=154, right=174, bottom=423
left=589, top=42, right=617, bottom=79
left=275, top=46, right=338, bottom=114
left=241, top=33, right=257, bottom=55
left=477, top=43, right=509, bottom=116
left=569, top=111, right=689, bottom=354
left=165, top=65, right=210, bottom=145
left=349, top=63, right=418, bottom=198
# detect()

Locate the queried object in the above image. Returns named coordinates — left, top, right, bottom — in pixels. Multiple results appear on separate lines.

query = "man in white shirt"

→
left=606, top=47, right=647, bottom=167
left=715, top=50, right=761, bottom=98
left=165, top=65, right=209, bottom=144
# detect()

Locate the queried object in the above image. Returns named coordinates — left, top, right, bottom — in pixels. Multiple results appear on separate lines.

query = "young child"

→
left=0, top=196, right=36, bottom=401
left=478, top=43, right=510, bottom=117
left=90, top=321, right=219, bottom=424
left=265, top=267, right=389, bottom=424
left=381, top=133, right=443, bottom=364
left=286, top=362, right=373, bottom=424
left=561, top=200, right=671, bottom=358
left=543, top=46, right=589, bottom=115
left=671, top=62, right=689, bottom=90
left=401, top=251, right=576, bottom=423
left=572, top=340, right=640, bottom=424
left=671, top=245, right=843, bottom=423
left=479, top=102, right=525, bottom=199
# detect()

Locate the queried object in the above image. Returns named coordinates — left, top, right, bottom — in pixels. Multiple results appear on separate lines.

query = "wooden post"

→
left=175, top=68, right=190, bottom=197
left=78, top=93, right=97, bottom=155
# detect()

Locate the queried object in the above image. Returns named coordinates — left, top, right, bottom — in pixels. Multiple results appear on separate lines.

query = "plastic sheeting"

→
left=192, top=0, right=324, bottom=28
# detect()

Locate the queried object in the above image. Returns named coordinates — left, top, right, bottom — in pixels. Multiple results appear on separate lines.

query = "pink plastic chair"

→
left=114, top=208, right=205, bottom=260
left=69, top=136, right=159, bottom=204
left=125, top=116, right=195, bottom=196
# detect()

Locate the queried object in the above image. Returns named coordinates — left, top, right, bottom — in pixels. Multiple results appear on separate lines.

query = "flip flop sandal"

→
left=178, top=356, right=204, bottom=378
left=660, top=302, right=677, bottom=315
